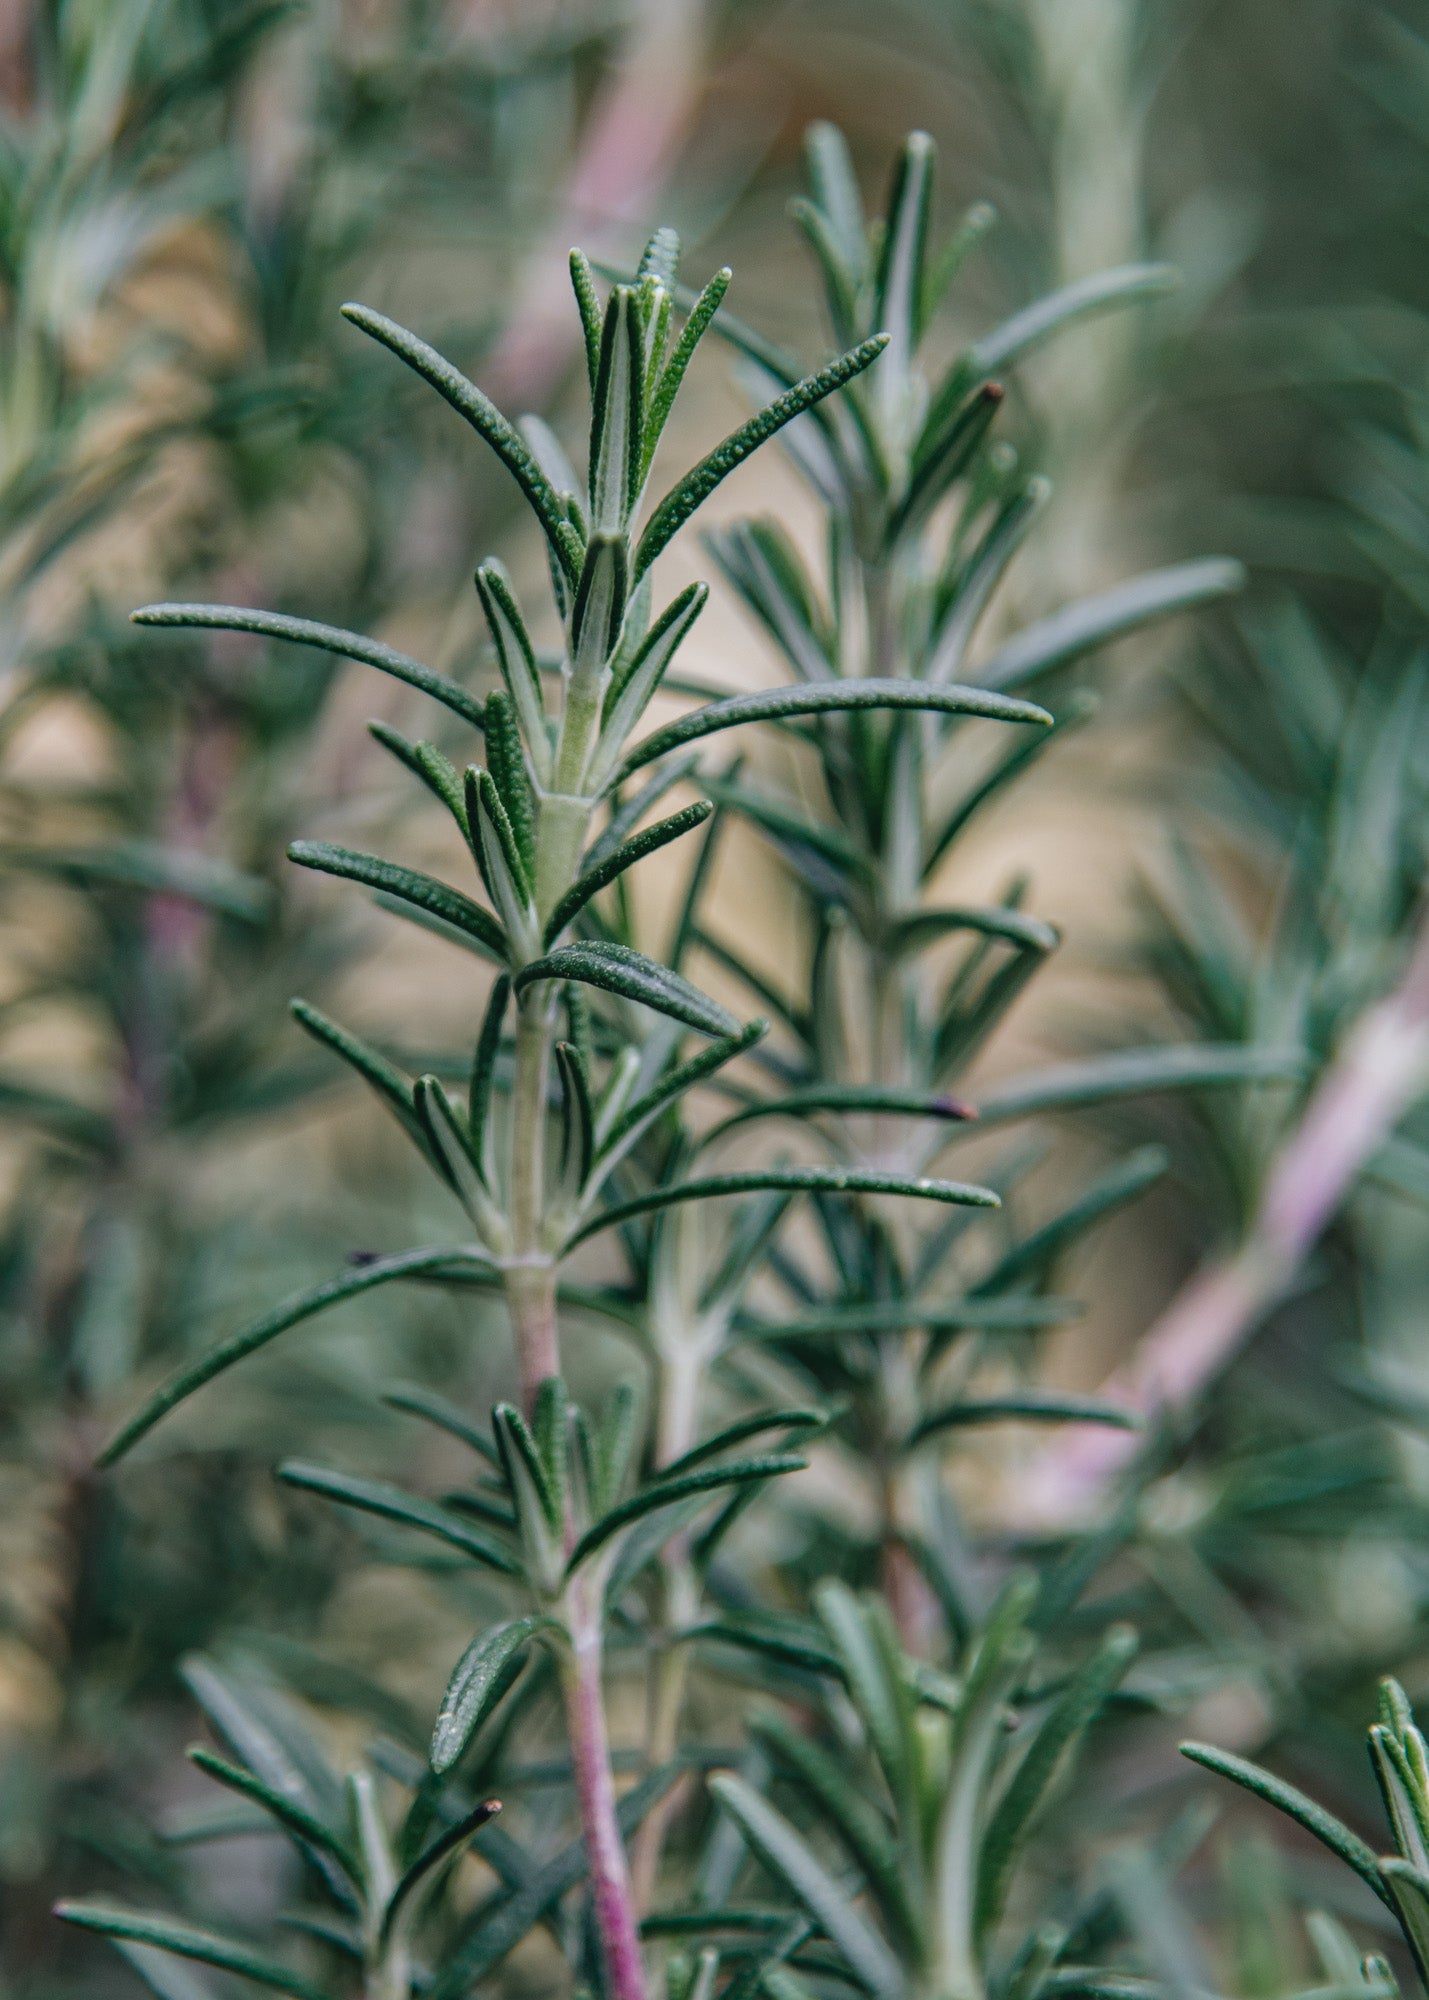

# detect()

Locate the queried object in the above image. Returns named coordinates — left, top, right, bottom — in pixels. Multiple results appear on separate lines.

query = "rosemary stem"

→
left=562, top=1575, right=649, bottom=2000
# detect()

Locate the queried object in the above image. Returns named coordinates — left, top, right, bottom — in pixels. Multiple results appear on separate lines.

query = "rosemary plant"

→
left=54, top=125, right=1265, bottom=2000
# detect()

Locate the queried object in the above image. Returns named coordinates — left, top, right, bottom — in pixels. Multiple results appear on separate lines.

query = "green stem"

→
left=506, top=983, right=560, bottom=1410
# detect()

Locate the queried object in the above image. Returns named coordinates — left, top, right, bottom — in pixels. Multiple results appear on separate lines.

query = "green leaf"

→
left=53, top=1905, right=327, bottom=2000
left=569, top=249, right=603, bottom=386
left=1378, top=1860, right=1429, bottom=1985
left=132, top=603, right=486, bottom=730
left=969, top=262, right=1180, bottom=376
left=566, top=1454, right=806, bottom=1572
left=804, top=121, right=869, bottom=285
left=384, top=1384, right=497, bottom=1462
left=180, top=1658, right=343, bottom=1832
left=976, top=1625, right=1138, bottom=1933
left=545, top=801, right=712, bottom=945
left=688, top=1615, right=841, bottom=1678
left=973, top=1044, right=1306, bottom=1128
left=618, top=676, right=1049, bottom=780
left=928, top=478, right=1048, bottom=684
left=567, top=1165, right=998, bottom=1251
left=368, top=723, right=470, bottom=836
left=185, top=1747, right=360, bottom=1885
left=475, top=563, right=550, bottom=783
left=635, top=335, right=890, bottom=576
left=483, top=691, right=537, bottom=878
left=891, top=904, right=1058, bottom=956
left=100, top=1246, right=492, bottom=1464
left=382, top=1798, right=503, bottom=1944
left=466, top=769, right=534, bottom=940
left=814, top=1582, right=915, bottom=1819
left=1178, top=1743, right=1392, bottom=1908
left=706, top=1085, right=975, bottom=1148
left=589, top=287, right=644, bottom=533
left=734, top=1297, right=1082, bottom=1342
left=705, top=518, right=832, bottom=684
left=468, top=974, right=511, bottom=1177
left=571, top=530, right=631, bottom=681
left=707, top=1773, right=904, bottom=1999
left=431, top=1761, right=685, bottom=1996
left=644, top=266, right=733, bottom=474
left=593, top=1018, right=769, bottom=1170
left=894, top=380, right=1004, bottom=539
left=971, top=1145, right=1167, bottom=1297
left=492, top=1402, right=562, bottom=1538
left=414, top=1075, right=492, bottom=1219
left=341, top=304, right=581, bottom=581
left=596, top=581, right=709, bottom=773
left=976, top=558, right=1245, bottom=692
left=276, top=1461, right=520, bottom=1572
left=908, top=1395, right=1141, bottom=1446
left=555, top=1041, right=595, bottom=1189
left=662, top=1408, right=825, bottom=1479
left=0, top=840, right=272, bottom=922
left=431, top=1621, right=547, bottom=1773
left=290, top=1000, right=423, bottom=1148
left=514, top=941, right=739, bottom=1037
left=288, top=841, right=506, bottom=958
left=751, top=1712, right=919, bottom=1953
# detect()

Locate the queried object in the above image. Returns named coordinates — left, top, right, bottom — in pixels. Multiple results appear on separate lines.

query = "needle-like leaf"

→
left=132, top=604, right=486, bottom=729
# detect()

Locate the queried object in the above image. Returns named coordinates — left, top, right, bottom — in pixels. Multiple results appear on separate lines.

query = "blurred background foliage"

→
left=1, top=1, right=1427, bottom=1996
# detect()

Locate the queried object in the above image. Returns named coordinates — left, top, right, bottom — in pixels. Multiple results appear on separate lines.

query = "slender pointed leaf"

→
left=975, top=559, right=1245, bottom=692
left=100, top=1247, right=492, bottom=1464
left=276, top=1462, right=519, bottom=1572
left=288, top=841, right=506, bottom=958
left=132, top=604, right=486, bottom=729
left=706, top=1774, right=903, bottom=1998
left=618, top=677, right=1049, bottom=780
left=341, top=305, right=580, bottom=580
left=515, top=941, right=738, bottom=1037
left=969, top=263, right=1180, bottom=377
left=54, top=1905, right=327, bottom=2000
left=1179, top=1743, right=1392, bottom=1908
left=568, top=1166, right=998, bottom=1251
left=635, top=336, right=890, bottom=576
left=545, top=801, right=712, bottom=944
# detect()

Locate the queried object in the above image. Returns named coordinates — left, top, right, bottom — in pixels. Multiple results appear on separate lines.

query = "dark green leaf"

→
left=100, top=1247, right=492, bottom=1464
left=662, top=1408, right=825, bottom=1480
left=384, top=1384, right=497, bottom=1462
left=288, top=842, right=506, bottom=958
left=618, top=677, right=1050, bottom=780
left=706, top=1773, right=903, bottom=1998
left=976, top=1625, right=1138, bottom=1933
left=276, top=1461, right=520, bottom=1572
left=635, top=336, right=890, bottom=576
left=567, top=1166, right=998, bottom=1251
left=132, top=603, right=486, bottom=729
left=185, top=1748, right=360, bottom=1885
left=545, top=801, right=712, bottom=944
left=1179, top=1743, right=1392, bottom=1908
left=341, top=305, right=580, bottom=581
left=515, top=941, right=738, bottom=1038
left=54, top=1905, right=326, bottom=2000
left=432, top=1619, right=550, bottom=1774
left=973, top=1044, right=1306, bottom=1128
left=382, top=1799, right=503, bottom=1943
left=908, top=1395, right=1141, bottom=1446
left=567, top=1454, right=806, bottom=1571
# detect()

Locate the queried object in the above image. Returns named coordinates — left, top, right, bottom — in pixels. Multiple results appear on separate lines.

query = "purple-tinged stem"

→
left=561, top=1575, right=648, bottom=2000
left=1017, top=907, right=1429, bottom=1528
